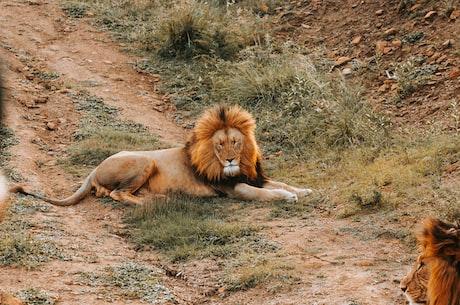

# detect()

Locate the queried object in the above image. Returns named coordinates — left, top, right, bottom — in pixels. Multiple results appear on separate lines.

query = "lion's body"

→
left=400, top=255, right=429, bottom=305
left=93, top=148, right=218, bottom=204
left=13, top=105, right=311, bottom=205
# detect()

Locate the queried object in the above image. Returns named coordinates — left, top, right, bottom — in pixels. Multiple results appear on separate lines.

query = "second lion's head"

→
left=186, top=104, right=261, bottom=183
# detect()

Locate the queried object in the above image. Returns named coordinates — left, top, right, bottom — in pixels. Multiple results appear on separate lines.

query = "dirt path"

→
left=0, top=1, right=411, bottom=304
left=0, top=1, right=188, bottom=304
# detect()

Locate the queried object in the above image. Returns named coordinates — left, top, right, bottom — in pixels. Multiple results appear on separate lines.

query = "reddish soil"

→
left=0, top=0, right=458, bottom=304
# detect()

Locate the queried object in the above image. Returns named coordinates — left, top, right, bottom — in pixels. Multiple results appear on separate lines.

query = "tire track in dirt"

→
left=0, top=1, right=189, bottom=304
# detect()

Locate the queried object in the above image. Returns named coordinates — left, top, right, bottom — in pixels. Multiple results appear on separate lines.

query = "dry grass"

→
left=224, top=254, right=299, bottom=293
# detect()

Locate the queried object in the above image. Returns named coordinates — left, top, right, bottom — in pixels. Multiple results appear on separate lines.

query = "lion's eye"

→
left=417, top=262, right=424, bottom=270
left=217, top=144, right=223, bottom=150
left=233, top=141, right=238, bottom=149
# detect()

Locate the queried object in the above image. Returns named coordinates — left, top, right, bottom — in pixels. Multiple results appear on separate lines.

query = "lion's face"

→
left=212, top=128, right=244, bottom=177
left=186, top=105, right=261, bottom=183
left=400, top=255, right=429, bottom=305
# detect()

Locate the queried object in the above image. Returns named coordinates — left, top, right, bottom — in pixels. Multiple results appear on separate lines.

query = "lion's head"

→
left=185, top=104, right=265, bottom=183
left=416, top=218, right=460, bottom=305
left=400, top=255, right=429, bottom=305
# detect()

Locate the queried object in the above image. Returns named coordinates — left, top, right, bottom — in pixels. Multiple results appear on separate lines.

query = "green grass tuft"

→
left=0, top=219, right=61, bottom=270
left=73, top=261, right=175, bottom=302
left=16, top=288, right=59, bottom=305
left=125, top=194, right=260, bottom=261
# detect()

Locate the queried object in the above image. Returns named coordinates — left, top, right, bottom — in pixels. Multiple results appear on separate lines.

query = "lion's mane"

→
left=185, top=105, right=267, bottom=185
left=417, top=218, right=460, bottom=305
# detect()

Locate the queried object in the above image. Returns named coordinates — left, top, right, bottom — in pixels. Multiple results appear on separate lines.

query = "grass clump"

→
left=74, top=261, right=175, bottom=303
left=16, top=288, right=59, bottom=305
left=62, top=2, right=90, bottom=18
left=390, top=56, right=437, bottom=102
left=216, top=48, right=392, bottom=156
left=0, top=219, right=61, bottom=270
left=310, top=133, right=460, bottom=218
left=125, top=194, right=260, bottom=262
left=157, top=1, right=251, bottom=60
left=76, top=0, right=260, bottom=60
left=224, top=254, right=299, bottom=293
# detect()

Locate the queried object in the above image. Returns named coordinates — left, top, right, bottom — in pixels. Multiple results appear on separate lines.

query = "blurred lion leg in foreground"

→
left=0, top=61, right=25, bottom=304
left=0, top=62, right=8, bottom=221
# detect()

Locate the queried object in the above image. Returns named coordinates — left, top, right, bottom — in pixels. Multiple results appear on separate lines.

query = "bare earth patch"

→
left=0, top=1, right=421, bottom=304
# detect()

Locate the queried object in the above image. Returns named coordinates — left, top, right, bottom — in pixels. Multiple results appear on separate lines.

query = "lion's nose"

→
left=400, top=286, right=407, bottom=293
left=226, top=158, right=234, bottom=163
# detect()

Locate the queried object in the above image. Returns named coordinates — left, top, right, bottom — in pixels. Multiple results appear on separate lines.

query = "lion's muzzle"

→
left=223, top=159, right=240, bottom=177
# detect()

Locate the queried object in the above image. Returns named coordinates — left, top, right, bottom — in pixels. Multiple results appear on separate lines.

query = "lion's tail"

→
left=10, top=170, right=96, bottom=206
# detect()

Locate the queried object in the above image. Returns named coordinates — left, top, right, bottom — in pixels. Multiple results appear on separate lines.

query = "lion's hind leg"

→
left=109, top=191, right=145, bottom=205
left=94, top=154, right=158, bottom=205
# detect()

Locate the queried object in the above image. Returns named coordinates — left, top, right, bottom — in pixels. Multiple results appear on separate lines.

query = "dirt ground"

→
left=0, top=0, right=458, bottom=304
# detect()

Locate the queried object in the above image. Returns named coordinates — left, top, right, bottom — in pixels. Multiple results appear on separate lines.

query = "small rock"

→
left=351, top=36, right=362, bottom=44
left=435, top=55, right=447, bottom=64
left=375, top=9, right=384, bottom=15
left=392, top=40, right=402, bottom=48
left=384, top=28, right=397, bottom=36
left=450, top=70, right=460, bottom=80
left=430, top=52, right=441, bottom=60
left=327, top=51, right=340, bottom=59
left=46, top=121, right=59, bottom=130
left=378, top=83, right=389, bottom=92
left=333, top=56, right=352, bottom=67
left=442, top=39, right=453, bottom=49
left=410, top=3, right=421, bottom=11
left=425, top=48, right=435, bottom=57
left=342, top=67, right=352, bottom=76
left=376, top=40, right=389, bottom=53
left=217, top=287, right=227, bottom=294
left=424, top=10, right=436, bottom=20
left=449, top=10, right=460, bottom=20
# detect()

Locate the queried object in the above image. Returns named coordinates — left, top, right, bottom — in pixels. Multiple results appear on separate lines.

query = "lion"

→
left=400, top=254, right=429, bottom=305
left=416, top=218, right=459, bottom=305
left=401, top=218, right=460, bottom=305
left=12, top=104, right=312, bottom=205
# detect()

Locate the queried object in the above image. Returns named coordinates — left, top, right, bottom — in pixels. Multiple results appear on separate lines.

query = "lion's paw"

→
left=297, top=188, right=313, bottom=197
left=275, top=189, right=298, bottom=202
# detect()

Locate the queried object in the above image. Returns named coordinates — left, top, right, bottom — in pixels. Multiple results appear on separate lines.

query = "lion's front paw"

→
left=297, top=188, right=313, bottom=197
left=275, top=189, right=298, bottom=202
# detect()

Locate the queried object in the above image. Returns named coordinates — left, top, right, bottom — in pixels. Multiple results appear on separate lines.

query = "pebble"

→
left=424, top=10, right=436, bottom=20
left=450, top=10, right=460, bottom=20
left=333, top=56, right=352, bottom=67
left=351, top=36, right=362, bottom=44
left=342, top=68, right=352, bottom=76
